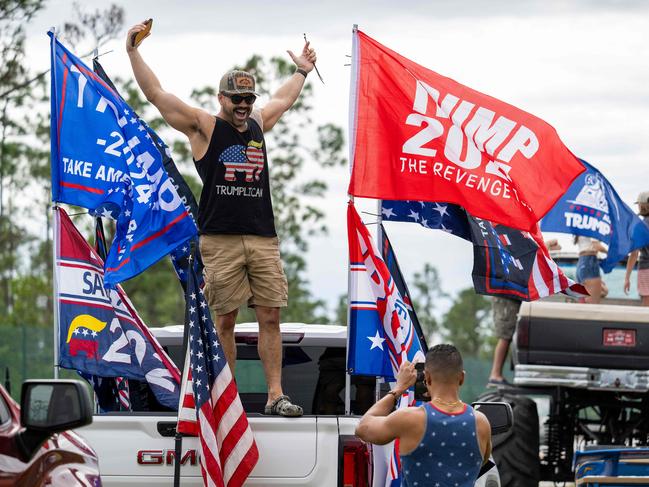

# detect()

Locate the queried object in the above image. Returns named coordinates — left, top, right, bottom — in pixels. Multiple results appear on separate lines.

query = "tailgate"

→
left=516, top=302, right=649, bottom=369
left=79, top=414, right=324, bottom=485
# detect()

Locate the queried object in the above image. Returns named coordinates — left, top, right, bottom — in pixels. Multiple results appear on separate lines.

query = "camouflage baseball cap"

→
left=219, top=70, right=259, bottom=96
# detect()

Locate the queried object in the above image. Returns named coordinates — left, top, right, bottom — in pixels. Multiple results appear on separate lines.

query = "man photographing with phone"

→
left=126, top=21, right=317, bottom=417
left=355, top=344, right=492, bottom=486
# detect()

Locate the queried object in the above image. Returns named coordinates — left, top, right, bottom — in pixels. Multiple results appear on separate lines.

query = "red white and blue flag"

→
left=469, top=217, right=588, bottom=301
left=348, top=30, right=585, bottom=231
left=347, top=202, right=426, bottom=380
left=381, top=200, right=587, bottom=301
left=348, top=202, right=423, bottom=486
left=176, top=263, right=258, bottom=487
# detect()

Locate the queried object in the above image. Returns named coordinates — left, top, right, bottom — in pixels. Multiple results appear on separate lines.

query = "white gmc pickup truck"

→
left=78, top=323, right=503, bottom=486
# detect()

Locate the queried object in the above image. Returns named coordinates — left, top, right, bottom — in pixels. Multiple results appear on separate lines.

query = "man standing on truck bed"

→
left=126, top=22, right=317, bottom=417
left=355, top=345, right=492, bottom=486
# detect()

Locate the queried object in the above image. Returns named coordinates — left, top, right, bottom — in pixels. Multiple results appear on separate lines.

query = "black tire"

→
left=477, top=390, right=540, bottom=487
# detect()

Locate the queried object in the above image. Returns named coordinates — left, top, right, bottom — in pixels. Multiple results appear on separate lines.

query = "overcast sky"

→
left=24, top=0, right=649, bottom=319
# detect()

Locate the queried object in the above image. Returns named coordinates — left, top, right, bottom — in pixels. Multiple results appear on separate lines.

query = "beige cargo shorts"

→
left=200, top=234, right=288, bottom=316
left=492, top=296, right=522, bottom=341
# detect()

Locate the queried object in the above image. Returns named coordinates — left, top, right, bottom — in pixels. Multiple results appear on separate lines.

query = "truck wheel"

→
left=477, top=391, right=540, bottom=487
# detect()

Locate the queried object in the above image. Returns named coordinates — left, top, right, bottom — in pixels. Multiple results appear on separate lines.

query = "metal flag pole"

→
left=50, top=26, right=60, bottom=379
left=52, top=205, right=60, bottom=379
left=173, top=242, right=195, bottom=487
left=374, top=198, right=384, bottom=402
left=344, top=23, right=359, bottom=416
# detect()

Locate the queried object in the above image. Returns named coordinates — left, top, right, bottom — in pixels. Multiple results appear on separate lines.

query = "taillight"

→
left=341, top=436, right=371, bottom=487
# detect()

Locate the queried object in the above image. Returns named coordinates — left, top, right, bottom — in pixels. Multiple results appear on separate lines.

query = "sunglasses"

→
left=223, top=93, right=256, bottom=105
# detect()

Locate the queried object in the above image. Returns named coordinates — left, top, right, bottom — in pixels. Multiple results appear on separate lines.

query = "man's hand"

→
left=126, top=22, right=151, bottom=53
left=394, top=361, right=418, bottom=395
left=624, top=276, right=631, bottom=295
left=287, top=41, right=317, bottom=73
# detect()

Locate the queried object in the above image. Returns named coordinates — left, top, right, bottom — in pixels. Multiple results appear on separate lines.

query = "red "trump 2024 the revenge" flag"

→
left=348, top=30, right=585, bottom=231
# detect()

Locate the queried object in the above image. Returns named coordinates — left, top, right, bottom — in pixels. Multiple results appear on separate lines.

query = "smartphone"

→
left=414, top=363, right=429, bottom=401
left=131, top=18, right=153, bottom=47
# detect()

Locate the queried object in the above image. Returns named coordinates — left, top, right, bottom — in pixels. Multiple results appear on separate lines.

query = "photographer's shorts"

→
left=200, top=234, right=288, bottom=316
left=492, top=296, right=521, bottom=341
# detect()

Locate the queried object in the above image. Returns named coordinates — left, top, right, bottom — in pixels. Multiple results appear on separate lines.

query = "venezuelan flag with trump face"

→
left=56, top=208, right=181, bottom=409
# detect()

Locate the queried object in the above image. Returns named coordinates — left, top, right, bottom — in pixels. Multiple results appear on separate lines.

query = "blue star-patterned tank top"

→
left=400, top=402, right=482, bottom=487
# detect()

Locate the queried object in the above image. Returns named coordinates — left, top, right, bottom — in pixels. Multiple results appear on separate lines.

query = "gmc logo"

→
left=137, top=449, right=198, bottom=466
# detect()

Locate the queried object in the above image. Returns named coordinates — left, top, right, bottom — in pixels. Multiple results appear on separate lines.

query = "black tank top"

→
left=194, top=116, right=276, bottom=236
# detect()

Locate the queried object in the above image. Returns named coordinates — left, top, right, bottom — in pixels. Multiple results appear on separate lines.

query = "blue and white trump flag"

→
left=541, top=160, right=649, bottom=273
left=347, top=202, right=425, bottom=380
left=49, top=32, right=197, bottom=287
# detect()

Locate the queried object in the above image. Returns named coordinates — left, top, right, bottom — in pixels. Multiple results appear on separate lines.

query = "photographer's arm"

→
left=475, top=410, right=492, bottom=465
left=355, top=396, right=407, bottom=445
left=354, top=361, right=417, bottom=444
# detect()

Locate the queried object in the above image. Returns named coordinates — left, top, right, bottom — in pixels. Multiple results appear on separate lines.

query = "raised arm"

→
left=260, top=41, right=317, bottom=132
left=126, top=23, right=202, bottom=137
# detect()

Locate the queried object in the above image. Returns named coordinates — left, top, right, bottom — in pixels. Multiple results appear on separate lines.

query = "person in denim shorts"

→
left=575, top=236, right=607, bottom=304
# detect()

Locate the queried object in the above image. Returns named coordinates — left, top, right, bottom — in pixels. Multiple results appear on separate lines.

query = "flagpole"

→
left=174, top=245, right=194, bottom=487
left=52, top=205, right=60, bottom=379
left=375, top=199, right=384, bottom=404
left=345, top=23, right=359, bottom=416
left=50, top=26, right=60, bottom=380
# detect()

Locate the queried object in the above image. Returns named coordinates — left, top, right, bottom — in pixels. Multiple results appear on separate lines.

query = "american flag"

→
left=176, top=265, right=258, bottom=487
left=219, top=143, right=265, bottom=182
left=115, top=376, right=130, bottom=410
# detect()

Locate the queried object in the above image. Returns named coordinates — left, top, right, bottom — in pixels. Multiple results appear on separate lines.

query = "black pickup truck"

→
left=481, top=300, right=649, bottom=486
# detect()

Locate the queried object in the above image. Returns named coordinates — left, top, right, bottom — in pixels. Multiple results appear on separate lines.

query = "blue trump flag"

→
left=541, top=160, right=649, bottom=273
left=91, top=57, right=204, bottom=291
left=49, top=32, right=197, bottom=287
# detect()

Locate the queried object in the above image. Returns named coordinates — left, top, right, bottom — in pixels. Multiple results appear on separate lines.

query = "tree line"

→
left=0, top=1, right=494, bottom=360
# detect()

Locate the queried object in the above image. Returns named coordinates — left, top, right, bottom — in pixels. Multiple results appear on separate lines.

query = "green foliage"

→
left=1, top=2, right=125, bottom=328
left=441, top=287, right=492, bottom=357
left=410, top=263, right=448, bottom=339
left=333, top=294, right=347, bottom=326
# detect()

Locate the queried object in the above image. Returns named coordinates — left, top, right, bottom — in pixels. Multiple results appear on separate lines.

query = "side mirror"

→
left=18, top=380, right=93, bottom=460
left=472, top=401, right=513, bottom=435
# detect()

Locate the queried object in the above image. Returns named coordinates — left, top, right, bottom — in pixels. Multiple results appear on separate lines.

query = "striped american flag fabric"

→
left=115, top=377, right=131, bottom=410
left=176, top=264, right=258, bottom=487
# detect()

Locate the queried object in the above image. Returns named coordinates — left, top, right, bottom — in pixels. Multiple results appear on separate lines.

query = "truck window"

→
left=164, top=344, right=376, bottom=416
